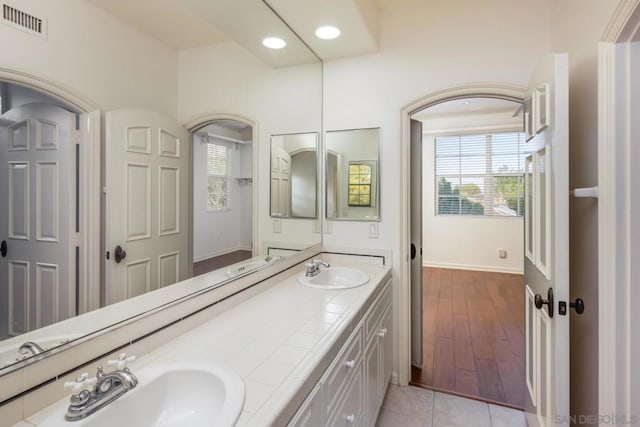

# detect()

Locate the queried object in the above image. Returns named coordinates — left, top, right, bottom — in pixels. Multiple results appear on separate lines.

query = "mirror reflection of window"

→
left=348, top=162, right=372, bottom=206
left=207, top=143, right=230, bottom=211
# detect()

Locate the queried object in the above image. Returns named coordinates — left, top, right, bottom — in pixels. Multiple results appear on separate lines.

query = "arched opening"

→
left=398, top=84, right=527, bottom=393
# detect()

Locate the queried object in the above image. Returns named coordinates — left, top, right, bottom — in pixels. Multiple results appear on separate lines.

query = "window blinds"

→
left=207, top=143, right=229, bottom=211
left=435, top=132, right=527, bottom=217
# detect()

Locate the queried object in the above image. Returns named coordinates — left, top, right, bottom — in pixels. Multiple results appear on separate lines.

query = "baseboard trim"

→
left=194, top=246, right=252, bottom=263
left=422, top=261, right=523, bottom=275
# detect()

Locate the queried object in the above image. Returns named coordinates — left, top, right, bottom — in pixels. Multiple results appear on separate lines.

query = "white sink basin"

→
left=38, top=363, right=244, bottom=427
left=298, top=267, right=369, bottom=289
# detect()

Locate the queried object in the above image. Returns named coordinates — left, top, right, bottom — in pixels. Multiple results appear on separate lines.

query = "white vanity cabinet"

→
left=364, top=286, right=392, bottom=426
left=289, top=278, right=392, bottom=427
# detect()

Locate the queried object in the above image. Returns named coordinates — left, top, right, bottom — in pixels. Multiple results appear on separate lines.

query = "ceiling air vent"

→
left=2, top=3, right=47, bottom=39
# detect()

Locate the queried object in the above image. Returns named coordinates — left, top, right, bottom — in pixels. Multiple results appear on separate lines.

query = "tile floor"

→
left=376, top=385, right=527, bottom=427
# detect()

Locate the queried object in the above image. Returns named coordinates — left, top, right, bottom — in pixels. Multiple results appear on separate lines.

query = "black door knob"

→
left=570, top=298, right=585, bottom=314
left=0, top=240, right=6, bottom=257
left=534, top=287, right=554, bottom=318
left=114, top=245, right=127, bottom=263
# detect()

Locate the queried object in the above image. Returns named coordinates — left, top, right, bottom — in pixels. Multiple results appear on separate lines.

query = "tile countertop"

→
left=26, top=254, right=391, bottom=427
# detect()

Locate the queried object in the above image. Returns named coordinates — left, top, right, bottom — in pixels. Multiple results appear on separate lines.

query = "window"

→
left=207, top=142, right=229, bottom=211
left=348, top=162, right=372, bottom=206
left=435, top=132, right=527, bottom=217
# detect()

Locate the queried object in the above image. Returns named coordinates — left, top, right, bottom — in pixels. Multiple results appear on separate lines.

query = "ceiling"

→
left=84, top=0, right=380, bottom=66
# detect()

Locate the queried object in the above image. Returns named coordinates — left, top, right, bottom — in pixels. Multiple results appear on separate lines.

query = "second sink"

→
left=298, top=267, right=369, bottom=289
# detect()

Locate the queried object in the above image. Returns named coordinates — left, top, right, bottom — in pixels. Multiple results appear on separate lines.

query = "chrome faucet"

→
left=65, top=353, right=138, bottom=421
left=305, top=259, right=330, bottom=277
left=18, top=341, right=46, bottom=357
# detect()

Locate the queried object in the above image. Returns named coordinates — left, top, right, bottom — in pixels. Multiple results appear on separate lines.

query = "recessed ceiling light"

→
left=315, top=26, right=341, bottom=40
left=262, top=37, right=286, bottom=49
left=462, top=100, right=472, bottom=105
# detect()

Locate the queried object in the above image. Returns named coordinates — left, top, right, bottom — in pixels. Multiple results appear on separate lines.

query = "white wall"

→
left=0, top=0, right=177, bottom=115
left=177, top=42, right=322, bottom=254
left=323, top=0, right=550, bottom=251
left=193, top=135, right=253, bottom=262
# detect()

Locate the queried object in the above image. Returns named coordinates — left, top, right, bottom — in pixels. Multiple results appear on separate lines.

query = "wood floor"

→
left=193, top=250, right=252, bottom=276
left=411, top=267, right=525, bottom=409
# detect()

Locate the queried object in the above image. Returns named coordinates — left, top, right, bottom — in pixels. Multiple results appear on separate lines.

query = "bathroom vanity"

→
left=21, top=253, right=392, bottom=426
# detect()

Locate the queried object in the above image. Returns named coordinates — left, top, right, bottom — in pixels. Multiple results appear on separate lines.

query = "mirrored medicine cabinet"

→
left=326, top=127, right=381, bottom=221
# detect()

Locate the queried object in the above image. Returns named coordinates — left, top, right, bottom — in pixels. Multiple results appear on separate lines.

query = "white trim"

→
left=184, top=113, right=261, bottom=258
left=78, top=111, right=101, bottom=313
left=601, top=0, right=640, bottom=42
left=598, top=0, right=640, bottom=418
left=0, top=67, right=98, bottom=112
left=422, top=261, right=523, bottom=275
left=399, top=83, right=526, bottom=385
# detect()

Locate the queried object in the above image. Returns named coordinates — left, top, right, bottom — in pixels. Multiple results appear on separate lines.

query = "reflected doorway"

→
left=192, top=120, right=253, bottom=276
left=0, top=82, right=80, bottom=339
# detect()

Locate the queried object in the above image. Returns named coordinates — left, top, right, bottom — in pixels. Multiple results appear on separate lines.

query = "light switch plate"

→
left=273, top=218, right=281, bottom=233
left=369, top=222, right=378, bottom=238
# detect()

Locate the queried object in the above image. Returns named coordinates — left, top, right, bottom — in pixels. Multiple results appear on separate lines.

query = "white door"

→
left=524, top=53, right=570, bottom=426
left=410, top=118, right=423, bottom=367
left=0, top=103, right=76, bottom=337
left=270, top=146, right=291, bottom=217
left=105, top=110, right=189, bottom=305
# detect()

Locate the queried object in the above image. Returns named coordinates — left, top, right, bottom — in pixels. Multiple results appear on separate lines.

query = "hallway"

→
left=411, top=267, right=525, bottom=408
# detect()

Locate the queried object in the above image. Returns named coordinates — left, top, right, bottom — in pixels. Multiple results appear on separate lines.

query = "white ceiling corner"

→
left=84, top=0, right=230, bottom=49
left=265, top=0, right=380, bottom=60
left=84, top=0, right=380, bottom=65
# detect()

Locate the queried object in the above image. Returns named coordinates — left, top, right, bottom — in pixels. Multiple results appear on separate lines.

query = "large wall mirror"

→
left=326, top=128, right=381, bottom=221
left=0, top=0, right=321, bottom=374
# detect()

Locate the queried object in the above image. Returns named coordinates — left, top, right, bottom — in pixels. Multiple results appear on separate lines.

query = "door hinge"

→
left=73, top=232, right=80, bottom=247
left=73, top=129, right=81, bottom=145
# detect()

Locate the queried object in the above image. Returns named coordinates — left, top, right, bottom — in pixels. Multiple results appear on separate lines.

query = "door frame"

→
left=398, top=83, right=526, bottom=385
left=184, top=113, right=259, bottom=260
left=0, top=67, right=101, bottom=314
left=598, top=0, right=640, bottom=417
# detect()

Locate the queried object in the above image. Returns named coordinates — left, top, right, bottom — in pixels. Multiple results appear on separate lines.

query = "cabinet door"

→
left=327, top=363, right=364, bottom=427
left=289, top=384, right=323, bottom=427
left=364, top=337, right=381, bottom=426
left=380, top=306, right=393, bottom=400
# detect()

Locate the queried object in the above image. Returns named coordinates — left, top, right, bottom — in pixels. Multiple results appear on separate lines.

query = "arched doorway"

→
left=397, top=83, right=526, bottom=389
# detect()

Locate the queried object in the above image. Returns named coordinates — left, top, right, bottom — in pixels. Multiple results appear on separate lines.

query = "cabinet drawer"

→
left=327, top=363, right=364, bottom=427
left=323, top=325, right=363, bottom=416
left=365, top=281, right=391, bottom=344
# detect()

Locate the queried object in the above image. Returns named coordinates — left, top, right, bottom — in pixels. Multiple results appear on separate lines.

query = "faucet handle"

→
left=64, top=373, right=96, bottom=394
left=108, top=353, right=136, bottom=370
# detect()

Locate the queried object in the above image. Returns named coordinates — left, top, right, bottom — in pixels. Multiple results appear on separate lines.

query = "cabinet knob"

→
left=378, top=327, right=387, bottom=337
left=345, top=359, right=355, bottom=369
left=346, top=414, right=355, bottom=424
